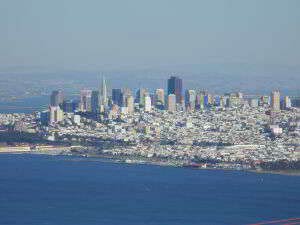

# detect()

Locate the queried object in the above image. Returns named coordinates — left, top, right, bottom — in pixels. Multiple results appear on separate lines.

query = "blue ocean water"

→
left=0, top=154, right=299, bottom=225
left=0, top=96, right=49, bottom=114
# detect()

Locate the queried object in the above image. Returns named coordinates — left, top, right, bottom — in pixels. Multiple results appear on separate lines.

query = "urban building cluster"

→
left=1, top=76, right=300, bottom=170
left=44, top=76, right=293, bottom=125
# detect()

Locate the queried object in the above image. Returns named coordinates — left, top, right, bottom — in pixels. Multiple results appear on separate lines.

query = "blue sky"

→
left=1, top=0, right=300, bottom=70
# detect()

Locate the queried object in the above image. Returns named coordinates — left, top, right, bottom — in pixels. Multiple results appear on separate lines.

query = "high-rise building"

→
left=155, top=89, right=165, bottom=107
left=62, top=100, right=78, bottom=113
left=80, top=89, right=92, bottom=112
left=167, top=94, right=176, bottom=112
left=50, top=90, right=64, bottom=106
left=219, top=96, right=226, bottom=107
left=214, top=96, right=221, bottom=107
left=112, top=89, right=122, bottom=106
left=284, top=96, right=292, bottom=109
left=167, top=76, right=182, bottom=103
left=271, top=90, right=281, bottom=111
left=204, top=95, right=209, bottom=107
left=208, top=94, right=214, bottom=105
left=121, top=88, right=132, bottom=107
left=100, top=76, right=108, bottom=108
left=91, top=91, right=100, bottom=113
left=185, top=90, right=196, bottom=111
left=126, top=95, right=134, bottom=114
left=136, top=88, right=147, bottom=106
left=144, top=95, right=152, bottom=112
left=49, top=106, right=64, bottom=124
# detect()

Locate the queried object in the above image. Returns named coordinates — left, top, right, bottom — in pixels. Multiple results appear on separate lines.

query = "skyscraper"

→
left=121, top=88, right=132, bottom=107
left=50, top=90, right=64, bottom=106
left=284, top=96, right=292, bottom=109
left=196, top=91, right=205, bottom=110
left=100, top=76, right=108, bottom=108
left=185, top=89, right=196, bottom=111
left=49, top=106, right=64, bottom=124
left=80, top=89, right=92, bottom=112
left=144, top=95, right=152, bottom=112
left=126, top=95, right=134, bottom=114
left=167, top=94, right=176, bottom=112
left=271, top=90, right=281, bottom=111
left=167, top=76, right=182, bottom=103
left=91, top=90, right=100, bottom=113
left=155, top=89, right=165, bottom=107
left=136, top=88, right=147, bottom=106
left=62, top=100, right=78, bottom=113
left=112, top=89, right=122, bottom=106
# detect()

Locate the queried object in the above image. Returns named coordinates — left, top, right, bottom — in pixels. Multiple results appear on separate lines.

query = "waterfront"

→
left=0, top=153, right=299, bottom=225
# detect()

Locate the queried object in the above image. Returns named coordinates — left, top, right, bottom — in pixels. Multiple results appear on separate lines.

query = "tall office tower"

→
left=91, top=91, right=100, bottom=113
left=112, top=89, right=122, bottom=106
left=49, top=106, right=64, bottom=124
left=204, top=95, right=209, bottom=107
left=62, top=100, right=77, bottom=113
left=185, top=90, right=196, bottom=111
left=195, top=91, right=205, bottom=110
left=144, top=95, right=152, bottom=112
left=195, top=94, right=200, bottom=109
left=50, top=90, right=64, bottom=106
left=136, top=88, right=147, bottom=106
left=167, top=76, right=182, bottom=103
left=167, top=94, right=176, bottom=112
left=208, top=94, right=214, bottom=105
left=271, top=90, right=281, bottom=111
left=100, top=76, right=108, bottom=108
left=80, top=89, right=92, bottom=112
left=214, top=96, right=221, bottom=107
left=284, top=96, right=292, bottom=109
left=126, top=95, right=134, bottom=114
left=199, top=94, right=205, bottom=109
left=155, top=89, right=165, bottom=107
left=121, top=88, right=132, bottom=107
left=219, top=96, right=225, bottom=107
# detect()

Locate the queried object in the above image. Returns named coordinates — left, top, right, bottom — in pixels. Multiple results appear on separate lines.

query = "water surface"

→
left=0, top=154, right=299, bottom=225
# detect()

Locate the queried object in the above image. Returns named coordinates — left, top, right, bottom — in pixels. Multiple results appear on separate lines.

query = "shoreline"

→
left=1, top=146, right=299, bottom=176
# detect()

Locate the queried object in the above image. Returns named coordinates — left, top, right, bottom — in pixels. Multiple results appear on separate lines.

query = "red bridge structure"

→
left=249, top=218, right=300, bottom=225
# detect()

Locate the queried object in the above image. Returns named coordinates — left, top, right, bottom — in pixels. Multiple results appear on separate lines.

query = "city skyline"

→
left=0, top=1, right=299, bottom=225
left=47, top=75, right=294, bottom=120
